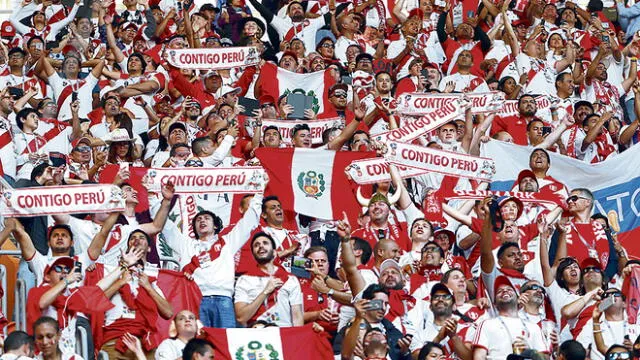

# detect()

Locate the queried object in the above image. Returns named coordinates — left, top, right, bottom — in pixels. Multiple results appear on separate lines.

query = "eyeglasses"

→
left=52, top=265, right=71, bottom=273
left=185, top=159, right=204, bottom=167
left=582, top=266, right=602, bottom=274
left=606, top=352, right=632, bottom=360
left=566, top=195, right=590, bottom=204
left=321, top=43, right=334, bottom=48
left=73, top=145, right=91, bottom=153
left=422, top=246, right=441, bottom=254
left=521, top=284, right=546, bottom=295
left=432, top=294, right=453, bottom=301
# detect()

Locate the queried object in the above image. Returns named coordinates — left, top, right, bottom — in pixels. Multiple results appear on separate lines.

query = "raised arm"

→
left=337, top=213, right=366, bottom=296
left=87, top=211, right=120, bottom=260
left=479, top=202, right=495, bottom=274
left=621, top=58, right=638, bottom=94
left=581, top=111, right=611, bottom=152
left=7, top=218, right=36, bottom=260
left=139, top=182, right=175, bottom=236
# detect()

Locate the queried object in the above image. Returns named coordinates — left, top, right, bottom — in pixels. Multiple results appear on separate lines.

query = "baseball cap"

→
left=379, top=259, right=401, bottom=274
left=220, top=38, right=233, bottom=46
left=433, top=228, right=455, bottom=249
left=103, top=128, right=134, bottom=143
left=580, top=257, right=603, bottom=271
left=430, top=283, right=453, bottom=298
left=217, top=85, right=241, bottom=98
left=153, top=93, right=171, bottom=104
left=168, top=122, right=187, bottom=134
left=516, top=169, right=538, bottom=186
left=494, top=275, right=516, bottom=295
left=1, top=21, right=15, bottom=38
left=497, top=196, right=524, bottom=219
left=259, top=95, right=276, bottom=106
left=44, top=256, right=75, bottom=275
left=121, top=21, right=139, bottom=31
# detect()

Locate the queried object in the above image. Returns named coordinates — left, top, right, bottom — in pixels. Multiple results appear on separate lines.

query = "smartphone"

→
left=598, top=296, right=616, bottom=312
left=74, top=261, right=82, bottom=273
left=72, top=92, right=78, bottom=102
left=466, top=10, right=474, bottom=18
left=341, top=76, right=353, bottom=85
left=434, top=0, right=445, bottom=6
left=602, top=36, right=610, bottom=43
left=291, top=256, right=312, bottom=279
left=542, top=126, right=552, bottom=136
left=541, top=19, right=546, bottom=26
left=35, top=43, right=43, bottom=50
left=365, top=299, right=384, bottom=311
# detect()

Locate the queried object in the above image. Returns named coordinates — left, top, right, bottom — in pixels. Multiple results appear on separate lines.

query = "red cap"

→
left=43, top=256, right=75, bottom=275
left=580, top=257, right=602, bottom=271
left=513, top=19, right=532, bottom=28
left=498, top=196, right=524, bottom=220
left=153, top=93, right=171, bottom=103
left=1, top=21, right=15, bottom=38
left=281, top=50, right=298, bottom=62
left=433, top=228, right=455, bottom=249
left=145, top=44, right=163, bottom=64
left=407, top=8, right=424, bottom=20
left=494, top=275, right=515, bottom=295
left=516, top=169, right=538, bottom=186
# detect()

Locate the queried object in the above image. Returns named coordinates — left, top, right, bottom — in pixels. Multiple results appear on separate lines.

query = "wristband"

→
left=341, top=236, right=351, bottom=243
left=324, top=275, right=330, bottom=282
left=328, top=289, right=335, bottom=297
left=63, top=278, right=70, bottom=287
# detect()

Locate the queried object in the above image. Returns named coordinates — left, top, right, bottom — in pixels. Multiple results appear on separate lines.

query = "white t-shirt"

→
left=234, top=273, right=303, bottom=327
left=438, top=73, right=490, bottom=93
left=155, top=338, right=187, bottom=360
left=575, top=318, right=640, bottom=360
left=48, top=73, right=98, bottom=121
left=473, top=315, right=547, bottom=359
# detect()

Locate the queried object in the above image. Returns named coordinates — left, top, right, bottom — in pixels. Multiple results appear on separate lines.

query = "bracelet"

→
left=341, top=236, right=351, bottom=243
left=593, top=330, right=603, bottom=334
left=328, top=289, right=335, bottom=297
left=324, top=275, right=329, bottom=282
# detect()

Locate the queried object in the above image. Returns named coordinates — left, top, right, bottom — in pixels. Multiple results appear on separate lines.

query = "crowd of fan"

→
left=0, top=0, right=639, bottom=359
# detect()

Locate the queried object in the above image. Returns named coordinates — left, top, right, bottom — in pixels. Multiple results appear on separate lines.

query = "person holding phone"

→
left=586, top=288, right=640, bottom=360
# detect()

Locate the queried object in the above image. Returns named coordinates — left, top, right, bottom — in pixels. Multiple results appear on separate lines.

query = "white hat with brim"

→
left=103, top=128, right=135, bottom=144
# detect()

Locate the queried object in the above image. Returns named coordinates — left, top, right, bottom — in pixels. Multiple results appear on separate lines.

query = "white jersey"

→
left=155, top=338, right=186, bottom=360
left=473, top=315, right=547, bottom=359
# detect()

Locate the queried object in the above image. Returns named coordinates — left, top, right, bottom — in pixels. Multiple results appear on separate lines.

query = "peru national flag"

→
left=255, top=62, right=335, bottom=114
left=256, top=148, right=374, bottom=222
left=201, top=325, right=334, bottom=360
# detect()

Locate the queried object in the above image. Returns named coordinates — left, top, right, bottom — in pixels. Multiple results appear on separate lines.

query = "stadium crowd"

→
left=0, top=0, right=639, bottom=358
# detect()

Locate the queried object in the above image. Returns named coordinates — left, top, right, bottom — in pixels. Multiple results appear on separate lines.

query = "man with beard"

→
left=234, top=232, right=304, bottom=327
left=409, top=284, right=471, bottom=359
left=564, top=112, right=617, bottom=163
left=352, top=191, right=410, bottom=252
left=439, top=50, right=490, bottom=93
left=490, top=95, right=542, bottom=146
left=318, top=84, right=367, bottom=132
left=472, top=276, right=548, bottom=359
left=518, top=280, right=556, bottom=350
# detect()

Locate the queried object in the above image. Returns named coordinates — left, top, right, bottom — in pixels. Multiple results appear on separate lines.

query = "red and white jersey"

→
left=36, top=117, right=73, bottom=154
left=13, top=126, right=68, bottom=179
left=0, top=72, right=45, bottom=98
left=36, top=352, right=83, bottom=360
left=502, top=53, right=557, bottom=96
left=0, top=118, right=16, bottom=179
left=48, top=73, right=99, bottom=121
left=565, top=220, right=610, bottom=268
left=234, top=270, right=303, bottom=327
left=584, top=79, right=624, bottom=120
left=473, top=315, right=548, bottom=359
left=438, top=73, right=490, bottom=93
left=113, top=72, right=166, bottom=134
left=36, top=3, right=70, bottom=24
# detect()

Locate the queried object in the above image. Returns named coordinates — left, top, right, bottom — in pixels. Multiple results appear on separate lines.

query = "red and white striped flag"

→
left=255, top=148, right=374, bottom=222
left=255, top=63, right=335, bottom=114
left=201, top=325, right=334, bottom=360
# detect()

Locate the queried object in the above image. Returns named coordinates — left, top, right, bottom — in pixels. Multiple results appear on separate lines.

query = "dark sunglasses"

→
left=432, top=294, right=453, bottom=301
left=53, top=265, right=71, bottom=273
left=603, top=291, right=623, bottom=299
left=582, top=266, right=602, bottom=274
left=73, top=145, right=91, bottom=153
left=606, top=352, right=632, bottom=360
left=185, top=159, right=204, bottom=167
left=566, top=195, right=590, bottom=204
left=521, top=284, right=546, bottom=295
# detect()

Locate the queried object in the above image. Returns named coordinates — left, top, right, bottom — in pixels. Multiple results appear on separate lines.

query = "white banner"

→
left=0, top=184, right=125, bottom=217
left=179, top=194, right=199, bottom=239
left=345, top=158, right=430, bottom=184
left=165, top=47, right=261, bottom=70
left=395, top=92, right=504, bottom=115
left=384, top=142, right=496, bottom=181
left=497, top=95, right=551, bottom=117
left=143, top=167, right=265, bottom=194
left=445, top=189, right=560, bottom=206
left=258, top=118, right=343, bottom=145
left=373, top=101, right=464, bottom=143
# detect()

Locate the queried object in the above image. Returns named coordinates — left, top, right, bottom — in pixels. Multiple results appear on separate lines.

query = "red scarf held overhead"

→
left=181, top=238, right=226, bottom=275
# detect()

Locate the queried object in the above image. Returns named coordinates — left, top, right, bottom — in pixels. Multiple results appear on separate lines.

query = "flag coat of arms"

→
left=256, top=148, right=375, bottom=222
left=201, top=325, right=334, bottom=360
left=255, top=62, right=335, bottom=114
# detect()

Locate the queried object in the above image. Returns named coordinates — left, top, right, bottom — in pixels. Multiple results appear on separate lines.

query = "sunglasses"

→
left=185, top=159, right=204, bottom=167
left=521, top=284, right=546, bottom=295
left=582, top=266, right=602, bottom=274
left=606, top=352, right=632, bottom=360
left=332, top=90, right=347, bottom=98
left=603, top=291, right=623, bottom=299
left=432, top=294, right=453, bottom=301
left=52, top=265, right=71, bottom=273
left=74, top=145, right=91, bottom=153
left=566, top=195, right=590, bottom=204
left=422, top=246, right=441, bottom=254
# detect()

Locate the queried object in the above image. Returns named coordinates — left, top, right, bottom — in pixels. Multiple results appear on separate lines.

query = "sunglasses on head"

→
left=582, top=266, right=602, bottom=274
